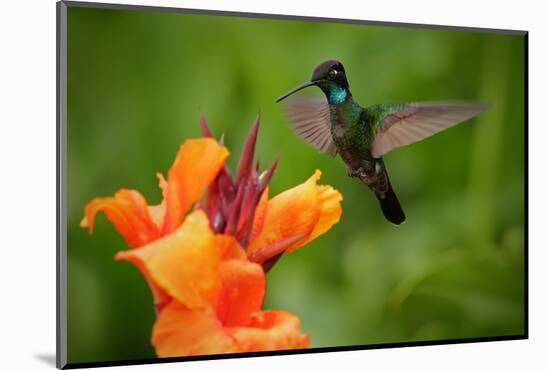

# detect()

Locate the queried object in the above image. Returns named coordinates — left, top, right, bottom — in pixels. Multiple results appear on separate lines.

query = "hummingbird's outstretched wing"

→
left=369, top=102, right=491, bottom=158
left=282, top=96, right=338, bottom=157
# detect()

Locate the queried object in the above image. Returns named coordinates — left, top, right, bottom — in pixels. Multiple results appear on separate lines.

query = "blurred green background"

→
left=66, top=5, right=525, bottom=364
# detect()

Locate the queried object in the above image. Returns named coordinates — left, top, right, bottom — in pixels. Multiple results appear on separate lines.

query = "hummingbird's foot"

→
left=347, top=167, right=365, bottom=178
left=348, top=166, right=376, bottom=185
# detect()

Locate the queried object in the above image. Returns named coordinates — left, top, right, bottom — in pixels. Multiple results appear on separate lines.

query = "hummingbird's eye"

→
left=328, top=69, right=338, bottom=79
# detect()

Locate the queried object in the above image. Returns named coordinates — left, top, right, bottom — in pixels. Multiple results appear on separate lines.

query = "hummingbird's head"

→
left=276, top=59, right=351, bottom=103
left=311, top=60, right=349, bottom=89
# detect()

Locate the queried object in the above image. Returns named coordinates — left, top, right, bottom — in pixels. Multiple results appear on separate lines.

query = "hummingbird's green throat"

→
left=327, top=84, right=348, bottom=104
left=276, top=59, right=490, bottom=225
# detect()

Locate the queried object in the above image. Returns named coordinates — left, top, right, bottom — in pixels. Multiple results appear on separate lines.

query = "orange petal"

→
left=81, top=189, right=160, bottom=248
left=147, top=204, right=166, bottom=230
left=247, top=170, right=342, bottom=263
left=114, top=249, right=170, bottom=308
left=247, top=174, right=318, bottom=257
left=289, top=183, right=343, bottom=252
left=153, top=301, right=237, bottom=357
left=215, top=259, right=265, bottom=327
left=247, top=233, right=307, bottom=266
left=228, top=310, right=310, bottom=352
left=116, top=210, right=221, bottom=309
left=148, top=172, right=169, bottom=229
left=156, top=172, right=168, bottom=200
left=162, top=138, right=229, bottom=234
left=215, top=234, right=247, bottom=261
left=248, top=188, right=269, bottom=245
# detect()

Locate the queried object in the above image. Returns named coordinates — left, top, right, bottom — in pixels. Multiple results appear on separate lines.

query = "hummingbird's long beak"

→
left=276, top=80, right=317, bottom=103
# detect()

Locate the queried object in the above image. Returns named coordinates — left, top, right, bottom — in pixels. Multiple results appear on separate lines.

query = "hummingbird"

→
left=276, top=60, right=489, bottom=225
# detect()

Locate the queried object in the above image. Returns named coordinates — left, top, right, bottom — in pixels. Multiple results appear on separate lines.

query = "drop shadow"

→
left=34, top=353, right=56, bottom=367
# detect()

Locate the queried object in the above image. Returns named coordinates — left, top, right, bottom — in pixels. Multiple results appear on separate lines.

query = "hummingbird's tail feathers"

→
left=376, top=182, right=406, bottom=225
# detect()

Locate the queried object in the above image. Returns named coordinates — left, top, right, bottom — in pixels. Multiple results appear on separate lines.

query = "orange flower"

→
left=81, top=137, right=229, bottom=308
left=117, top=210, right=310, bottom=356
left=81, top=115, right=343, bottom=356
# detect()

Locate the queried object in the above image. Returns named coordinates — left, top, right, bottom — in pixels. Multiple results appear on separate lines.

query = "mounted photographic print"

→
left=57, top=1, right=527, bottom=368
